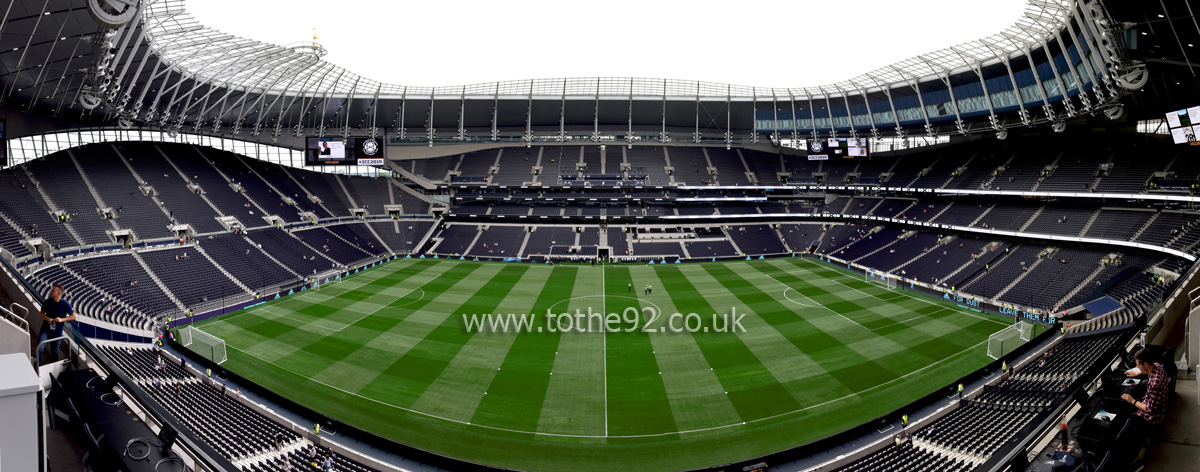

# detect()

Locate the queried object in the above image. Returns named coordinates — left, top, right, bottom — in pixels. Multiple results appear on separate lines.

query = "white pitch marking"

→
left=794, top=258, right=1010, bottom=327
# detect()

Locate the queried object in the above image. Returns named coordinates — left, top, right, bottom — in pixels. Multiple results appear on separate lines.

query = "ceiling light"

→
left=60, top=37, right=66, bottom=40
left=1141, top=32, right=1148, bottom=35
left=1157, top=14, right=1165, bottom=18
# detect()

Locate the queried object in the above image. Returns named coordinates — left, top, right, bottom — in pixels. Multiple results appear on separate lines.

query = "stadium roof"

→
left=0, top=0, right=1147, bottom=143
left=143, top=0, right=1076, bottom=99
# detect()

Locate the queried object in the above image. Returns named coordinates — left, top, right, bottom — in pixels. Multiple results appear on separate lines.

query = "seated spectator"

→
left=1121, top=348, right=1170, bottom=439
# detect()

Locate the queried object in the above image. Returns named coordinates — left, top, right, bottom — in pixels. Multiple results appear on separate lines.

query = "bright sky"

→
left=187, top=0, right=1028, bottom=89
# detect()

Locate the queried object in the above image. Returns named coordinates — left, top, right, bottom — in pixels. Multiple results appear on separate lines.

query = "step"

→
left=894, top=235, right=953, bottom=273
left=192, top=244, right=254, bottom=296
left=460, top=226, right=485, bottom=256
left=334, top=175, right=360, bottom=210
left=1055, top=257, right=1114, bottom=309
left=388, top=161, right=438, bottom=190
left=130, top=251, right=188, bottom=315
left=969, top=205, right=995, bottom=227
left=241, top=234, right=304, bottom=280
left=961, top=244, right=1022, bottom=291
left=277, top=165, right=338, bottom=217
left=1077, top=209, right=1102, bottom=237
left=111, top=145, right=178, bottom=226
left=993, top=255, right=1046, bottom=301
left=851, top=232, right=908, bottom=264
left=155, top=145, right=227, bottom=218
left=1018, top=206, right=1045, bottom=232
left=287, top=229, right=343, bottom=266
left=22, top=164, right=86, bottom=246
left=723, top=227, right=744, bottom=256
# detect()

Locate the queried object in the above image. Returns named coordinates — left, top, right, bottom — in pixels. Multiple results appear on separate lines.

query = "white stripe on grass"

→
left=790, top=258, right=1011, bottom=327
left=222, top=334, right=993, bottom=439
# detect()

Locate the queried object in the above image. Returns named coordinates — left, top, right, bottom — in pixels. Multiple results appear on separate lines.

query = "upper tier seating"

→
left=77, top=144, right=174, bottom=239
left=116, top=144, right=226, bottom=234
left=0, top=167, right=79, bottom=248
left=26, top=155, right=117, bottom=244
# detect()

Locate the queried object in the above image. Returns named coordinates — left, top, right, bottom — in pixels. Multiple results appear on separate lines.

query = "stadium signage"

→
left=357, top=158, right=384, bottom=166
left=1000, top=306, right=1055, bottom=325
left=947, top=293, right=980, bottom=308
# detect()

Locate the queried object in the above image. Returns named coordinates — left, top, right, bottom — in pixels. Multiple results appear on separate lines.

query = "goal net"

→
left=183, top=325, right=227, bottom=365
left=865, top=269, right=897, bottom=290
left=178, top=324, right=192, bottom=346
left=987, top=321, right=1034, bottom=359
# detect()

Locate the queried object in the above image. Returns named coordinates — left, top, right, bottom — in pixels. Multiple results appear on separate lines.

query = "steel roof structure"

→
left=0, top=0, right=1149, bottom=147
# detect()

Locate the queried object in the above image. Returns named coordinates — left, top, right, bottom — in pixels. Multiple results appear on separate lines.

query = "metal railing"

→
left=1, top=303, right=30, bottom=335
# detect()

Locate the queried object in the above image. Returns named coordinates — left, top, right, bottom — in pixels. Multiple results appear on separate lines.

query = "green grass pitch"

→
left=187, top=257, right=1025, bottom=471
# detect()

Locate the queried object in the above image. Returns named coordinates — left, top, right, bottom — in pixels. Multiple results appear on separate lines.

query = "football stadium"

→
left=0, top=1, right=1196, bottom=471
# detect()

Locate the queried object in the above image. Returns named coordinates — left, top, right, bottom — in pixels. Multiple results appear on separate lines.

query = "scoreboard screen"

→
left=1165, top=106, right=1200, bottom=145
left=305, top=137, right=386, bottom=166
left=808, top=137, right=869, bottom=158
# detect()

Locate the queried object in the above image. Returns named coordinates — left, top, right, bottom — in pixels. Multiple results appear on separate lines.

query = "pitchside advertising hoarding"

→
left=1165, top=106, right=1200, bottom=145
left=304, top=136, right=386, bottom=166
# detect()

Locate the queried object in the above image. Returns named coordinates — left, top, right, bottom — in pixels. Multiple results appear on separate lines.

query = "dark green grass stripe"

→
left=358, top=265, right=530, bottom=409
left=763, top=259, right=1013, bottom=373
left=746, top=262, right=901, bottom=329
left=655, top=265, right=802, bottom=421
left=263, top=262, right=482, bottom=383
left=700, top=264, right=902, bottom=395
left=605, top=266, right=678, bottom=437
left=786, top=257, right=1013, bottom=328
left=469, top=266, right=577, bottom=431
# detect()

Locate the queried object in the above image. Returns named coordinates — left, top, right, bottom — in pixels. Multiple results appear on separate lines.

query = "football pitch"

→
left=188, top=257, right=1026, bottom=471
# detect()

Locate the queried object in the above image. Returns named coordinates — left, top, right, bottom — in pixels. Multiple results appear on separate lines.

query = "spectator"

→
left=37, top=284, right=76, bottom=362
left=1122, top=348, right=1169, bottom=436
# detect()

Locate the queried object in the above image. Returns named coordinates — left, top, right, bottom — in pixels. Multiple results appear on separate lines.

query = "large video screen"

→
left=1165, top=106, right=1200, bottom=145
left=808, top=137, right=869, bottom=158
left=305, top=137, right=386, bottom=166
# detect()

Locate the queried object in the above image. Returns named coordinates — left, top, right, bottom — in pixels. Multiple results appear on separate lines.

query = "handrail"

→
left=35, top=334, right=76, bottom=368
left=0, top=304, right=30, bottom=335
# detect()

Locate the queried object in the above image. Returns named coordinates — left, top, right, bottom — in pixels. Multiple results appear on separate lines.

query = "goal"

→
left=865, top=269, right=897, bottom=290
left=987, top=321, right=1034, bottom=359
left=181, top=325, right=228, bottom=365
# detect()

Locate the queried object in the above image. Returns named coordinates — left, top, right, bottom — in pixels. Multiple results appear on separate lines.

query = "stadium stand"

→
left=197, top=233, right=298, bottom=289
left=294, top=226, right=376, bottom=265
left=117, top=145, right=227, bottom=234
left=0, top=167, right=80, bottom=249
left=137, top=248, right=246, bottom=310
left=25, top=156, right=118, bottom=244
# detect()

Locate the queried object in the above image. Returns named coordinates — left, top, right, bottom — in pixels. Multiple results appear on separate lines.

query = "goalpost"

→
left=987, top=320, right=1034, bottom=359
left=181, top=325, right=228, bottom=365
left=864, top=269, right=897, bottom=290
